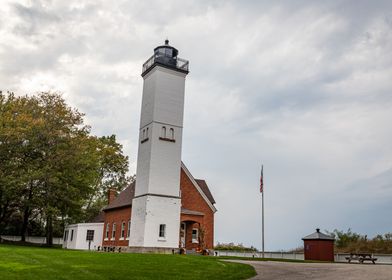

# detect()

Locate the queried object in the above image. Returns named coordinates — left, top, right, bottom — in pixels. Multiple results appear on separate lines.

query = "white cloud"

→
left=1, top=0, right=392, bottom=250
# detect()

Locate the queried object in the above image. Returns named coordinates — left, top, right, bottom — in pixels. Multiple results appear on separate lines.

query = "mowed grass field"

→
left=0, top=245, right=256, bottom=280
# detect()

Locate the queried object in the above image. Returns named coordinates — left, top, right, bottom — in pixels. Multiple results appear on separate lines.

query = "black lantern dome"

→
left=142, top=40, right=189, bottom=76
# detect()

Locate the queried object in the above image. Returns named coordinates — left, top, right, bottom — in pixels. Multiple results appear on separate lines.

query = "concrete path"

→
left=228, top=260, right=392, bottom=280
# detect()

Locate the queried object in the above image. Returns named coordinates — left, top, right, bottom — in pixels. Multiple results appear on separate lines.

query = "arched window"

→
left=169, top=128, right=174, bottom=140
left=142, top=129, right=145, bottom=139
left=161, top=126, right=166, bottom=138
left=146, top=127, right=149, bottom=138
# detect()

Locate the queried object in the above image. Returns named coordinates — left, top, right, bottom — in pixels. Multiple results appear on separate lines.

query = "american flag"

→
left=260, top=165, right=264, bottom=193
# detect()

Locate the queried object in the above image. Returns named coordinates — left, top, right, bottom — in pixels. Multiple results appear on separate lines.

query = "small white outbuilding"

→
left=63, top=223, right=103, bottom=250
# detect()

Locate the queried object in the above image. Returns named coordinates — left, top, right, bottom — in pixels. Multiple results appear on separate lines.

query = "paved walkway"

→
left=229, top=260, right=392, bottom=280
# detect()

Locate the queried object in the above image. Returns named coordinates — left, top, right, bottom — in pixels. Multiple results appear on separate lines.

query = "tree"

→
left=0, top=91, right=130, bottom=245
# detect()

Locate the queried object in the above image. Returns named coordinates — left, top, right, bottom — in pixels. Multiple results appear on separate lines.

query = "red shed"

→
left=302, top=228, right=335, bottom=261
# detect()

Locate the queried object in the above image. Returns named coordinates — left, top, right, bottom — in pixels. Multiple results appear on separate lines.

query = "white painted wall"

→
left=129, top=195, right=181, bottom=248
left=62, top=223, right=103, bottom=250
left=130, top=63, right=187, bottom=249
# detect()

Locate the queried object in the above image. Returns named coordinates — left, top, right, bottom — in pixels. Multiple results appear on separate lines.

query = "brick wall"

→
left=180, top=169, right=215, bottom=249
left=102, top=207, right=132, bottom=247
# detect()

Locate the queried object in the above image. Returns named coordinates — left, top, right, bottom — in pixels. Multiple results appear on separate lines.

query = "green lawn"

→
left=0, top=245, right=256, bottom=280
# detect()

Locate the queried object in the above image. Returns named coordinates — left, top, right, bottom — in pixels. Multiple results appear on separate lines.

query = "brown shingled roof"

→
left=103, top=181, right=135, bottom=211
left=90, top=211, right=105, bottom=222
left=195, top=179, right=215, bottom=205
left=101, top=168, right=215, bottom=212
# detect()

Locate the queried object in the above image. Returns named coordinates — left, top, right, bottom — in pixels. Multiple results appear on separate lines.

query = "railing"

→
left=215, top=251, right=392, bottom=264
left=142, top=54, right=189, bottom=74
left=0, top=235, right=63, bottom=245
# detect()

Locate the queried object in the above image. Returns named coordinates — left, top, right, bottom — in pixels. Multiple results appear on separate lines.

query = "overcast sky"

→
left=1, top=0, right=392, bottom=251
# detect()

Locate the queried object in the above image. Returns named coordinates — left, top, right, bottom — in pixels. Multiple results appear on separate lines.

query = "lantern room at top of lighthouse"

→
left=142, top=39, right=189, bottom=76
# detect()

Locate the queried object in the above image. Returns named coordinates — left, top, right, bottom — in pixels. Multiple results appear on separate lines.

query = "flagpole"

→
left=261, top=165, right=265, bottom=259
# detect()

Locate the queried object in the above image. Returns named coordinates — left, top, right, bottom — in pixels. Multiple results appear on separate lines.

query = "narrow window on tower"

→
left=141, top=127, right=149, bottom=143
left=70, top=229, right=74, bottom=241
left=159, top=224, right=166, bottom=238
left=159, top=126, right=175, bottom=142
left=169, top=128, right=174, bottom=140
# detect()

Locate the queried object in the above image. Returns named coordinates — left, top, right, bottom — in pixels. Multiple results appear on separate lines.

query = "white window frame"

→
left=192, top=228, right=199, bottom=243
left=105, top=223, right=110, bottom=240
left=127, top=220, right=131, bottom=240
left=158, top=224, right=166, bottom=240
left=112, top=223, right=116, bottom=240
left=120, top=222, right=125, bottom=240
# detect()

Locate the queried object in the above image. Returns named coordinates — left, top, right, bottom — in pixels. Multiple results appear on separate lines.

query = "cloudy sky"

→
left=1, top=0, right=392, bottom=250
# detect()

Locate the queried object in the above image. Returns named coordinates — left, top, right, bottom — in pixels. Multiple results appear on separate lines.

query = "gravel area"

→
left=228, top=260, right=392, bottom=280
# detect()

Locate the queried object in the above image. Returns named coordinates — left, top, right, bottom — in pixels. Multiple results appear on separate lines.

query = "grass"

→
left=0, top=244, right=256, bottom=280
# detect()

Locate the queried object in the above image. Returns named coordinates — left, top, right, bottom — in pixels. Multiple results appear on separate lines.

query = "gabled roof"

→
left=181, top=162, right=217, bottom=213
left=195, top=179, right=215, bottom=205
left=302, top=229, right=335, bottom=241
left=102, top=164, right=217, bottom=213
left=103, top=182, right=135, bottom=211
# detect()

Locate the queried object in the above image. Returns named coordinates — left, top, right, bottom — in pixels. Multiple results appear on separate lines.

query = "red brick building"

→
left=101, top=162, right=216, bottom=251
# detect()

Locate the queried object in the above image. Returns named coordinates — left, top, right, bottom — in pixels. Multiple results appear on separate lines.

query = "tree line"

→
left=328, top=229, right=392, bottom=254
left=0, top=91, right=131, bottom=245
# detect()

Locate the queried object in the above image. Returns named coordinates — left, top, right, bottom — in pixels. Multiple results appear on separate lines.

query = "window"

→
left=70, top=229, right=74, bottom=241
left=169, top=128, right=174, bottom=139
left=86, top=230, right=94, bottom=241
left=192, top=228, right=198, bottom=243
left=141, top=127, right=149, bottom=143
left=127, top=220, right=131, bottom=238
left=159, top=224, right=166, bottom=238
left=161, top=126, right=166, bottom=138
left=112, top=223, right=116, bottom=239
left=105, top=223, right=110, bottom=239
left=121, top=222, right=125, bottom=239
left=64, top=230, right=68, bottom=241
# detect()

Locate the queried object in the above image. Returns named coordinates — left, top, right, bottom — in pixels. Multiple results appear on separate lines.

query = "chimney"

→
left=108, top=189, right=117, bottom=205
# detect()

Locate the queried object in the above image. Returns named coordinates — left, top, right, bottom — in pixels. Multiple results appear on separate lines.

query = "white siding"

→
left=62, top=223, right=103, bottom=250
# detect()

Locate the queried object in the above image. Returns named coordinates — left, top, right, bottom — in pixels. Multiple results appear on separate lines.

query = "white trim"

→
left=104, top=238, right=108, bottom=241
left=181, top=162, right=217, bottom=213
left=192, top=228, right=199, bottom=243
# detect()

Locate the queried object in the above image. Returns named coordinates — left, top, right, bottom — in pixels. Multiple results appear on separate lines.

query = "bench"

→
left=346, top=253, right=377, bottom=264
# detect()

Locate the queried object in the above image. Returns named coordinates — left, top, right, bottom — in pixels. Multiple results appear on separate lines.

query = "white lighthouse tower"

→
left=129, top=40, right=189, bottom=251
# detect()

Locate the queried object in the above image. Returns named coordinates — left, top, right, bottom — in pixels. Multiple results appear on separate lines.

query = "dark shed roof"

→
left=195, top=179, right=216, bottom=205
left=302, top=228, right=335, bottom=241
left=103, top=182, right=135, bottom=211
